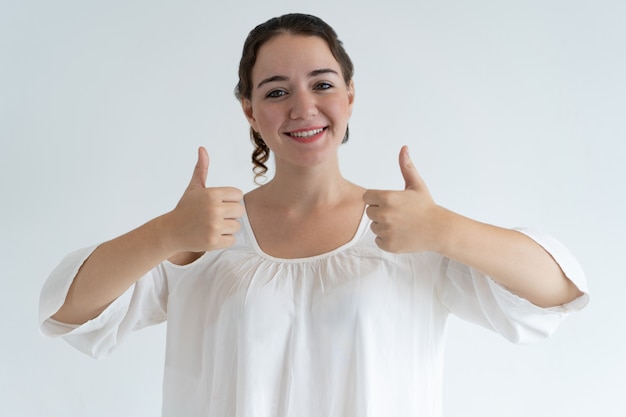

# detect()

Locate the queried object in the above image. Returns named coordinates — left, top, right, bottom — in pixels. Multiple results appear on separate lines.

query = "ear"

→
left=241, top=98, right=259, bottom=131
left=347, top=80, right=355, bottom=113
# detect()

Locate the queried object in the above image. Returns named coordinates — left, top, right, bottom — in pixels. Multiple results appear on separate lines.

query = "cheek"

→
left=254, top=106, right=281, bottom=131
left=327, top=97, right=352, bottom=123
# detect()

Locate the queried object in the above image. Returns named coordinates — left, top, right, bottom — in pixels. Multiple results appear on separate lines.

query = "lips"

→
left=286, top=127, right=327, bottom=143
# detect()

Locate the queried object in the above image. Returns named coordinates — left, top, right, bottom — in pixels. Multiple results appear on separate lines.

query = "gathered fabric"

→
left=39, top=207, right=588, bottom=417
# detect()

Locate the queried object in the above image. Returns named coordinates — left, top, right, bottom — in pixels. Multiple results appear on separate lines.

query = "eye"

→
left=266, top=89, right=287, bottom=98
left=314, top=82, right=333, bottom=91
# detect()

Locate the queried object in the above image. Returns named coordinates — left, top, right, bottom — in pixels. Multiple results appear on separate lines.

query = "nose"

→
left=290, top=91, right=318, bottom=120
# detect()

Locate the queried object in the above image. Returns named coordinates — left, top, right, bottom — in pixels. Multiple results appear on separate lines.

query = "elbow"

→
left=528, top=275, right=584, bottom=308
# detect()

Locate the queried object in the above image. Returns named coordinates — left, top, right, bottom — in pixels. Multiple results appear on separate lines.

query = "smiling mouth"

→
left=287, top=127, right=327, bottom=139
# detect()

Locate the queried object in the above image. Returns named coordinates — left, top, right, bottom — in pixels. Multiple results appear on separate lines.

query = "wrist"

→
left=149, top=212, right=180, bottom=258
left=430, top=206, right=464, bottom=256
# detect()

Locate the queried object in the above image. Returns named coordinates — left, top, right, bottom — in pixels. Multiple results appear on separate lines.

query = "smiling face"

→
left=242, top=33, right=355, bottom=172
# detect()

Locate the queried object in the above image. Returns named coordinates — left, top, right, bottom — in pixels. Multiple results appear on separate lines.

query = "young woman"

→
left=40, top=13, right=588, bottom=417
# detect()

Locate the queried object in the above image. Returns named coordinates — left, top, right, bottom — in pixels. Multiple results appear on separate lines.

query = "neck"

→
left=252, top=159, right=359, bottom=213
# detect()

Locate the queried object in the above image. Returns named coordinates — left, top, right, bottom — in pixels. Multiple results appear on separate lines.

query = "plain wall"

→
left=1, top=0, right=624, bottom=415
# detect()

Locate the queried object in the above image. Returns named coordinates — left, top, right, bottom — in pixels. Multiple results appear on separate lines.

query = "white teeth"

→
left=290, top=128, right=324, bottom=138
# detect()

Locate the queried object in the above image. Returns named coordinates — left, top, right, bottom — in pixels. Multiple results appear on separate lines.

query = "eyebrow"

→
left=256, top=68, right=340, bottom=89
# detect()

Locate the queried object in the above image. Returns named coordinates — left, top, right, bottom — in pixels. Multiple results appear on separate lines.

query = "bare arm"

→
left=363, top=146, right=583, bottom=308
left=51, top=147, right=244, bottom=324
left=426, top=208, right=582, bottom=307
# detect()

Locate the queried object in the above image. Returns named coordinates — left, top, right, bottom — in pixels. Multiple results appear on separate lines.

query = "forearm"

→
left=436, top=208, right=583, bottom=308
left=51, top=215, right=173, bottom=325
left=49, top=148, right=244, bottom=325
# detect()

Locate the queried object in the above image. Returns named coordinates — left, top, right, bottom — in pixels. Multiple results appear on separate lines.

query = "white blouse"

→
left=39, top=209, right=589, bottom=417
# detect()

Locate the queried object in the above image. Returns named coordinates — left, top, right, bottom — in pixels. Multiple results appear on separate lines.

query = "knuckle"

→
left=232, top=203, right=245, bottom=218
left=215, top=235, right=237, bottom=249
left=373, top=192, right=389, bottom=205
left=362, top=190, right=376, bottom=203
left=223, top=186, right=244, bottom=200
left=382, top=240, right=400, bottom=253
left=385, top=192, right=401, bottom=205
left=228, top=219, right=242, bottom=233
left=377, top=212, right=391, bottom=224
left=224, top=235, right=237, bottom=246
left=373, top=212, right=393, bottom=227
left=365, top=206, right=377, bottom=220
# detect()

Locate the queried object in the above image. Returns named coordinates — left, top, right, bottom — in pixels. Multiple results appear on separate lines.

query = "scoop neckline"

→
left=240, top=201, right=370, bottom=263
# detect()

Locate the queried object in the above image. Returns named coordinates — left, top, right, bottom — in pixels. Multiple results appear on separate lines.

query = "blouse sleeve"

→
left=38, top=245, right=169, bottom=359
left=436, top=228, right=589, bottom=344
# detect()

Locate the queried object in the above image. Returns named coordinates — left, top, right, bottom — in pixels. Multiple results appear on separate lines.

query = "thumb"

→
left=399, top=145, right=423, bottom=191
left=188, top=146, right=209, bottom=189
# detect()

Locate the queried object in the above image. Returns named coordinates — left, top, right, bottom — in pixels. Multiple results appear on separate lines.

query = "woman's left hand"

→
left=363, top=146, right=447, bottom=254
left=364, top=146, right=583, bottom=306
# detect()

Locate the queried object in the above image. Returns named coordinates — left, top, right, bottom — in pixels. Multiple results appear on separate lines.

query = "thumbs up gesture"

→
left=163, top=147, right=244, bottom=255
left=363, top=146, right=444, bottom=254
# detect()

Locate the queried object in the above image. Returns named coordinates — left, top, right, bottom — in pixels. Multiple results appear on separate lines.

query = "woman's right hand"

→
left=162, top=147, right=244, bottom=258
left=51, top=147, right=244, bottom=323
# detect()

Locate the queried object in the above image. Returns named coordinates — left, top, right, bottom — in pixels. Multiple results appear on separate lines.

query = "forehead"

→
left=252, top=34, right=341, bottom=81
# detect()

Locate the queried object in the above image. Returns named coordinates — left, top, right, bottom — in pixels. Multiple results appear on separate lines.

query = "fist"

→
left=363, top=146, right=444, bottom=253
left=165, top=147, right=244, bottom=253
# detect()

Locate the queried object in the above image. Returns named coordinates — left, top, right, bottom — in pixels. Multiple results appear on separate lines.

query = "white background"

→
left=1, top=0, right=624, bottom=416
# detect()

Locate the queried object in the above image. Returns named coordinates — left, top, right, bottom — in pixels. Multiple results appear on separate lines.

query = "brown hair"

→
left=234, top=13, right=354, bottom=183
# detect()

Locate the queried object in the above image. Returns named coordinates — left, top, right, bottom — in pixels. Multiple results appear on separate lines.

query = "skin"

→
left=52, top=33, right=581, bottom=325
left=241, top=34, right=365, bottom=258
